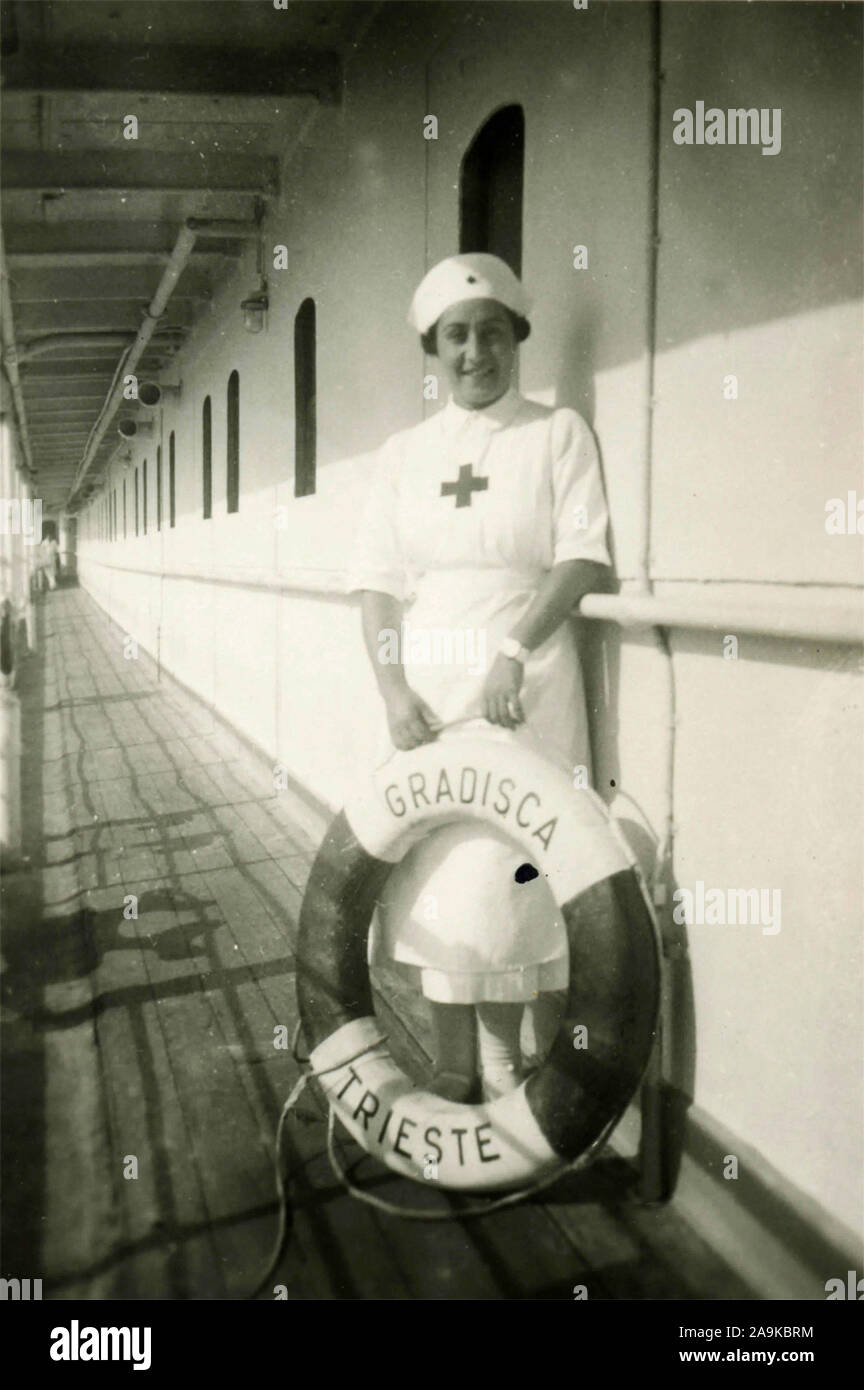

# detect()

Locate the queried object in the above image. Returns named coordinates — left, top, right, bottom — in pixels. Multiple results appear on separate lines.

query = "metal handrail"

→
left=77, top=554, right=864, bottom=647
left=579, top=591, right=864, bottom=647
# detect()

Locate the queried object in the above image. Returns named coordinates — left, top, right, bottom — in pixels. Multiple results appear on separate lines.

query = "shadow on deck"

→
left=0, top=585, right=753, bottom=1300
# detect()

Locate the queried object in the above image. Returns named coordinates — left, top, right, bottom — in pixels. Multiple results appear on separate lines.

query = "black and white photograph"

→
left=0, top=0, right=862, bottom=1338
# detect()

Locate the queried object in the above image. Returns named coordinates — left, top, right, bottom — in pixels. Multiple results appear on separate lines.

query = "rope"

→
left=248, top=746, right=654, bottom=1297
left=247, top=1024, right=389, bottom=1300
left=249, top=1020, right=621, bottom=1298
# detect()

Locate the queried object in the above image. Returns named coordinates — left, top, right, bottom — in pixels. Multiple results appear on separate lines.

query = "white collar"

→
left=439, top=384, right=524, bottom=436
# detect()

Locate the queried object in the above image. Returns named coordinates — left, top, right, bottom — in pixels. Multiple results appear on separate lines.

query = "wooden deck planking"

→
left=121, top=904, right=285, bottom=1297
left=0, top=587, right=756, bottom=1301
left=42, top=802, right=232, bottom=1293
left=195, top=868, right=428, bottom=1298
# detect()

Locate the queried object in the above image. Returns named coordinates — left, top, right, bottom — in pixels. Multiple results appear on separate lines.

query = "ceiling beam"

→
left=3, top=43, right=341, bottom=104
left=30, top=419, right=100, bottom=429
left=3, top=223, right=242, bottom=257
left=3, top=150, right=278, bottom=193
left=2, top=190, right=259, bottom=227
left=16, top=303, right=195, bottom=333
left=21, top=366, right=159, bottom=383
left=28, top=405, right=99, bottom=417
left=25, top=376, right=114, bottom=385
left=30, top=423, right=94, bottom=433
left=9, top=265, right=213, bottom=302
left=28, top=397, right=104, bottom=405
left=29, top=409, right=101, bottom=419
left=17, top=331, right=178, bottom=363
left=26, top=393, right=109, bottom=404
left=23, top=396, right=106, bottom=407
left=7, top=250, right=231, bottom=268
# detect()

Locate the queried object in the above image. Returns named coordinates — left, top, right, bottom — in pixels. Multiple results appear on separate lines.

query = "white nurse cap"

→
left=408, top=253, right=532, bottom=335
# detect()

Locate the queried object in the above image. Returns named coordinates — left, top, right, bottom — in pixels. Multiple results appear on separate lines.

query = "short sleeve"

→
left=550, top=410, right=612, bottom=567
left=345, top=436, right=407, bottom=600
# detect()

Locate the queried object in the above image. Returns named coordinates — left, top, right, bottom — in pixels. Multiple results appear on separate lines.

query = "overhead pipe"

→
left=0, top=226, right=35, bottom=477
left=185, top=218, right=262, bottom=239
left=69, top=217, right=258, bottom=504
left=18, top=330, right=184, bottom=363
left=68, top=223, right=196, bottom=499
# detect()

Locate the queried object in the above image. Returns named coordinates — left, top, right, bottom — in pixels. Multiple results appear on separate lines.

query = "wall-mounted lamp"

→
left=241, top=287, right=268, bottom=334
left=117, top=419, right=153, bottom=439
left=241, top=199, right=270, bottom=335
left=138, top=381, right=182, bottom=408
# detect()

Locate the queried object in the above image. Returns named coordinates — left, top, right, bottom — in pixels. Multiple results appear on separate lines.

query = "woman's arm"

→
left=509, top=558, right=609, bottom=652
left=482, top=559, right=610, bottom=729
left=360, top=589, right=442, bottom=749
left=360, top=589, right=407, bottom=698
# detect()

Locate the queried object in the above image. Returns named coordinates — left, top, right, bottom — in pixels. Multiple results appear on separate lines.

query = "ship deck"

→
left=0, top=584, right=754, bottom=1301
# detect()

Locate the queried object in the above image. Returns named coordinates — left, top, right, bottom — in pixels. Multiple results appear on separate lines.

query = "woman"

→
left=347, top=253, right=611, bottom=1103
left=37, top=534, right=59, bottom=591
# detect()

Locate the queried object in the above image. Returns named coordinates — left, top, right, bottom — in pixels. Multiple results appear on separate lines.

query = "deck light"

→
left=117, top=420, right=153, bottom=439
left=138, top=381, right=182, bottom=408
left=241, top=287, right=268, bottom=334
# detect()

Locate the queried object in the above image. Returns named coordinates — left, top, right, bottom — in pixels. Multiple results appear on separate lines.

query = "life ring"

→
left=296, top=732, right=661, bottom=1192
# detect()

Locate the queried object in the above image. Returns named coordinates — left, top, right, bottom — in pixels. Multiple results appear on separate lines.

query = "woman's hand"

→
left=384, top=686, right=442, bottom=750
left=482, top=655, right=525, bottom=729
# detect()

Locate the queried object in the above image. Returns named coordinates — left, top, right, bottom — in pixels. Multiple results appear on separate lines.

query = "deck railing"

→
left=76, top=553, right=864, bottom=647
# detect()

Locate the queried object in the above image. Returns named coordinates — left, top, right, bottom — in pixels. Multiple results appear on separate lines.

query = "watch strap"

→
left=499, top=638, right=531, bottom=663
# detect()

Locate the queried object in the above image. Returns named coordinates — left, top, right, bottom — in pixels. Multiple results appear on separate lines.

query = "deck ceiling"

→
left=0, top=0, right=374, bottom=513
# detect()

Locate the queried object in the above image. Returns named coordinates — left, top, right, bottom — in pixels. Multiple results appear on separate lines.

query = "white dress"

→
left=346, top=386, right=611, bottom=1003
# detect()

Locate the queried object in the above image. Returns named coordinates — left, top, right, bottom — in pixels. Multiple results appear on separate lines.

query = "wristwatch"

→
left=499, top=637, right=532, bottom=664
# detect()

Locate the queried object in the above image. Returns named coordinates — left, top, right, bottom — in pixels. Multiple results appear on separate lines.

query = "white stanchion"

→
left=0, top=682, right=22, bottom=861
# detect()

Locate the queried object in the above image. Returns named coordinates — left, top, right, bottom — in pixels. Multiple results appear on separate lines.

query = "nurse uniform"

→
left=347, top=380, right=612, bottom=1004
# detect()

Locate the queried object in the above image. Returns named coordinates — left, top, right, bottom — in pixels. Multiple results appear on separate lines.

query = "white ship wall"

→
left=76, top=2, right=863, bottom=1245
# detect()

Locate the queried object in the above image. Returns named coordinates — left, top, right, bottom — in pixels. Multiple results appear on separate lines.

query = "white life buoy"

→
left=296, top=732, right=660, bottom=1192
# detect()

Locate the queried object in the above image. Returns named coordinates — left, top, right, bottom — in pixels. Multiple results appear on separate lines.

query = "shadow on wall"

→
left=653, top=0, right=862, bottom=351
left=540, top=2, right=861, bottom=424
left=556, top=303, right=598, bottom=428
